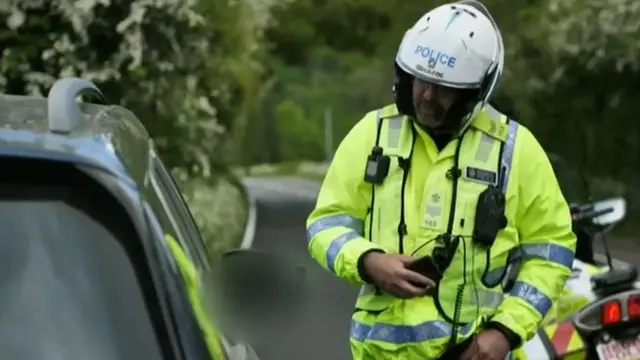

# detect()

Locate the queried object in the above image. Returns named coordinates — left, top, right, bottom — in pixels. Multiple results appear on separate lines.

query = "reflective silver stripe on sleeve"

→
left=482, top=243, right=575, bottom=284
left=307, top=214, right=365, bottom=273
left=306, top=214, right=364, bottom=240
left=509, top=281, right=553, bottom=316
left=520, top=243, right=574, bottom=268
left=325, top=231, right=360, bottom=272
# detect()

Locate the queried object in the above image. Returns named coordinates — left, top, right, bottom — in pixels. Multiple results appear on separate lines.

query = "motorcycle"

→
left=571, top=197, right=640, bottom=360
left=516, top=154, right=639, bottom=360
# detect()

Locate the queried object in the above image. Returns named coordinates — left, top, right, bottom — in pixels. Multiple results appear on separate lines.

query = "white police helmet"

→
left=393, top=0, right=504, bottom=131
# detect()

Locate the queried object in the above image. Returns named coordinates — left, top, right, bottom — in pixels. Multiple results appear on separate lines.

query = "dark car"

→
left=0, top=77, right=263, bottom=360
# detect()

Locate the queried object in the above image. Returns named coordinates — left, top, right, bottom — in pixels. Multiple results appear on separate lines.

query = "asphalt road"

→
left=243, top=177, right=356, bottom=360
left=242, top=176, right=640, bottom=360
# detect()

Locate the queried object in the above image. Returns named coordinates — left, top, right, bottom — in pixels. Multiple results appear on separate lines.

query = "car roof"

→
left=0, top=79, right=152, bottom=186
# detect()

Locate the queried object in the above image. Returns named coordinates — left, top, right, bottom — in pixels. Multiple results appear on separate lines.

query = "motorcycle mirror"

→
left=592, top=197, right=627, bottom=227
left=218, top=249, right=306, bottom=314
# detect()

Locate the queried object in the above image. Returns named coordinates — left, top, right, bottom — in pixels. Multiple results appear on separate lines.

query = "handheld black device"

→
left=406, top=255, right=442, bottom=282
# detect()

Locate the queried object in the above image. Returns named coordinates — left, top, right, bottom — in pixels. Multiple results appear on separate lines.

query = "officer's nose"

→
left=421, top=82, right=438, bottom=101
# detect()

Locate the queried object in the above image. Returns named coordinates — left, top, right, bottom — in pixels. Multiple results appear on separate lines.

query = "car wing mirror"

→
left=218, top=249, right=306, bottom=313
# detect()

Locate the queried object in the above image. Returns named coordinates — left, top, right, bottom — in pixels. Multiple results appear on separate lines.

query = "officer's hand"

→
left=460, top=330, right=510, bottom=360
left=363, top=253, right=435, bottom=298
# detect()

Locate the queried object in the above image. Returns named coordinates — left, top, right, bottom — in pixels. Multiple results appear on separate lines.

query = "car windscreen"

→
left=0, top=184, right=163, bottom=360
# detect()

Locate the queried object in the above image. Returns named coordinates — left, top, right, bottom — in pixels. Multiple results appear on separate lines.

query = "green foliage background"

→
left=0, top=0, right=264, bottom=252
left=1, top=0, right=639, bottom=246
left=245, top=0, right=640, bottom=234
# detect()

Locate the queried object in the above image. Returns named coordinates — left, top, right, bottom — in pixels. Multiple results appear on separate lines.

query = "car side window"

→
left=143, top=200, right=228, bottom=360
left=148, top=151, right=209, bottom=269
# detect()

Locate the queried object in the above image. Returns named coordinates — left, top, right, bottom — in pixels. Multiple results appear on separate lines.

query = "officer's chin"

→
left=415, top=116, right=449, bottom=134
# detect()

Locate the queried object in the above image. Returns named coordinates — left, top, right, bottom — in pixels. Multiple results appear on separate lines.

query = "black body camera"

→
left=364, top=146, right=390, bottom=184
left=472, top=185, right=507, bottom=247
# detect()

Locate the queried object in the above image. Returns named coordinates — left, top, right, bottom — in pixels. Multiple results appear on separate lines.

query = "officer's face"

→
left=412, top=78, right=461, bottom=131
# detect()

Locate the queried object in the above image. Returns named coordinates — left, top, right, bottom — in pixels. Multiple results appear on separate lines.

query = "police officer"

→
left=305, top=1, right=577, bottom=359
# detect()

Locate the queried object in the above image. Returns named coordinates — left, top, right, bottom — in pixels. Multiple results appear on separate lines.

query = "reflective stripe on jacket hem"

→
left=350, top=319, right=473, bottom=344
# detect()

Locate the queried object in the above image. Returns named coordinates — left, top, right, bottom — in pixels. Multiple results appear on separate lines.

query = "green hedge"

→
left=179, top=173, right=249, bottom=257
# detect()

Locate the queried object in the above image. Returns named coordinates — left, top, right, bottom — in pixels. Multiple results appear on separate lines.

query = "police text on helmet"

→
left=413, top=45, right=457, bottom=68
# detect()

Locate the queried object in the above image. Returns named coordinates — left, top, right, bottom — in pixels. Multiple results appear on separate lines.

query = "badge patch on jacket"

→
left=422, top=190, right=444, bottom=231
left=463, top=166, right=497, bottom=186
